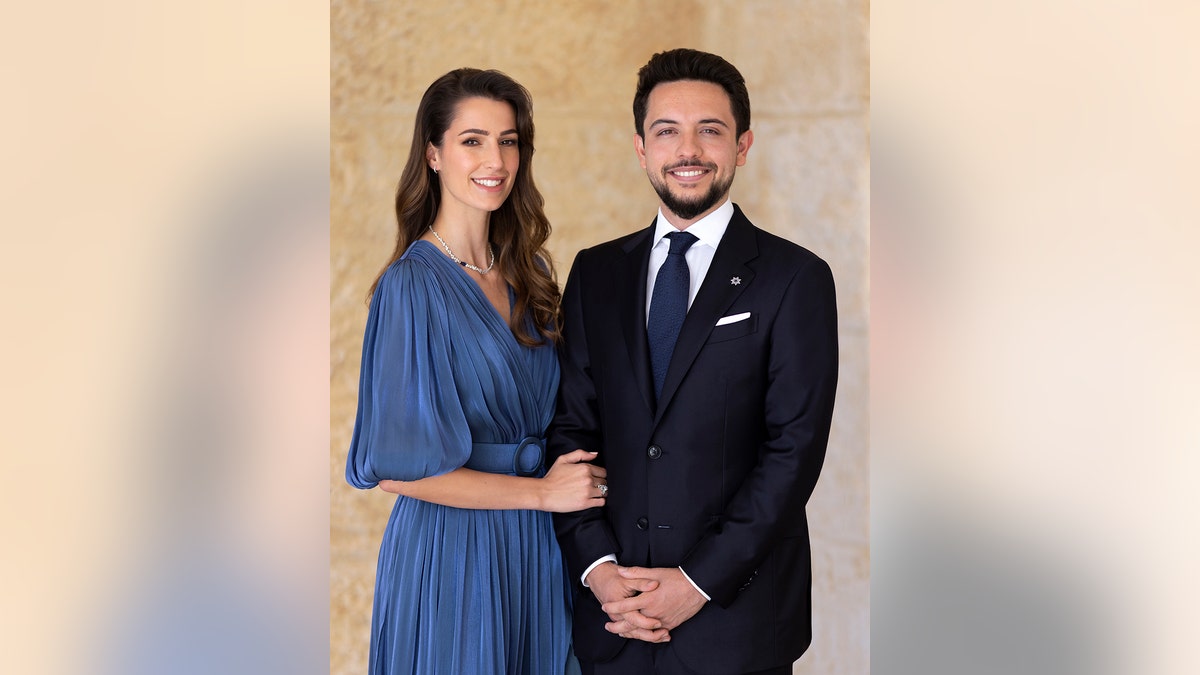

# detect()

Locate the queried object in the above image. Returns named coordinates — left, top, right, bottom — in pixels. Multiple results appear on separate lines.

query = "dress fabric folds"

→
left=346, top=241, right=573, bottom=675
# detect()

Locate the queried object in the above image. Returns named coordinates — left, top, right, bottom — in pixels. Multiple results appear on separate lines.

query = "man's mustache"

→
left=662, top=159, right=719, bottom=173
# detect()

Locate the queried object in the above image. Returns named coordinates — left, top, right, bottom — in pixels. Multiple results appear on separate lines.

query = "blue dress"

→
left=346, top=241, right=574, bottom=675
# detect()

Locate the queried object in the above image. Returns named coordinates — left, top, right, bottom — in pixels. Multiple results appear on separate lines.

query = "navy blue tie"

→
left=647, top=231, right=698, bottom=401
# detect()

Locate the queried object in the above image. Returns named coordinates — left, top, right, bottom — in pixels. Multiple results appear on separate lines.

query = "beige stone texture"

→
left=332, top=2, right=869, bottom=673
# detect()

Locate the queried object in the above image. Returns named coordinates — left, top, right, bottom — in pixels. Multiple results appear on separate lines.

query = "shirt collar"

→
left=652, top=199, right=734, bottom=250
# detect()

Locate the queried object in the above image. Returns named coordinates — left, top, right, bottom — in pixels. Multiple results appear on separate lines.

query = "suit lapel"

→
left=615, top=222, right=656, bottom=415
left=654, top=207, right=759, bottom=426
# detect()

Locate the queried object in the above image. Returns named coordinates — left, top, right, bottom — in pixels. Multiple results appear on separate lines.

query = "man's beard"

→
left=649, top=165, right=734, bottom=221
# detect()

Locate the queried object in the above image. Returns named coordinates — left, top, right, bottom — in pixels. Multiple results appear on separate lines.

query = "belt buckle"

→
left=513, top=437, right=544, bottom=477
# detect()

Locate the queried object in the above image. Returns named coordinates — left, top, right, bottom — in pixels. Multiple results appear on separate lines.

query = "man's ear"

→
left=634, top=133, right=647, bottom=170
left=735, top=129, right=754, bottom=167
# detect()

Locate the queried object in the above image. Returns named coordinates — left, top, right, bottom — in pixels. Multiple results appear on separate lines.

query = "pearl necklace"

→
left=429, top=226, right=495, bottom=274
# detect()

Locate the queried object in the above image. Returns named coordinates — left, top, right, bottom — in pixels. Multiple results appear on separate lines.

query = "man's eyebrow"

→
left=456, top=128, right=519, bottom=136
left=648, top=118, right=729, bottom=128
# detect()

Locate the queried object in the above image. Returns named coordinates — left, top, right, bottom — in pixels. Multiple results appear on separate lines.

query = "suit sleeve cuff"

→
left=581, top=554, right=618, bottom=587
left=679, top=566, right=711, bottom=601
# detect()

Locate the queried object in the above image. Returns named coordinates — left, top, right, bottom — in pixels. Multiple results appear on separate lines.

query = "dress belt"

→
left=465, top=436, right=546, bottom=477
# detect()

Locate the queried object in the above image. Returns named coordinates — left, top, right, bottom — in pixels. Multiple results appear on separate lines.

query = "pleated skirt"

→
left=368, top=496, right=576, bottom=675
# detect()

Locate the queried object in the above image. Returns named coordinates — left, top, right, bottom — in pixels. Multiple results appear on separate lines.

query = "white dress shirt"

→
left=581, top=200, right=734, bottom=601
left=644, top=199, right=734, bottom=324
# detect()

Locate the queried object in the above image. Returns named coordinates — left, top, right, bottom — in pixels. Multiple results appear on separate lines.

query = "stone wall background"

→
left=331, top=1, right=869, bottom=672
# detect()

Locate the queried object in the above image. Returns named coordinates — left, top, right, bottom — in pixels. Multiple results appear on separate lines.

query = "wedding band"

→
left=597, top=484, right=609, bottom=496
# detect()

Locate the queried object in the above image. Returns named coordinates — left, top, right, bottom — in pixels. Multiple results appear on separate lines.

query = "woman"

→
left=345, top=69, right=605, bottom=674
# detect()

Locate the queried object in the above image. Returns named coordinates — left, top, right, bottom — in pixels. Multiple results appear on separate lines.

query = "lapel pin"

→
left=730, top=276, right=742, bottom=285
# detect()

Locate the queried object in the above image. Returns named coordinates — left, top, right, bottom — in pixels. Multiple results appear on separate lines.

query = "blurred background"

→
left=6, top=1, right=1198, bottom=675
left=330, top=2, right=868, bottom=674
left=1, top=2, right=330, bottom=674
left=872, top=2, right=1200, bottom=674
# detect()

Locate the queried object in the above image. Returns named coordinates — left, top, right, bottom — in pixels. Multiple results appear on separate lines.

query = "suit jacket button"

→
left=636, top=517, right=649, bottom=531
left=647, top=445, right=662, bottom=459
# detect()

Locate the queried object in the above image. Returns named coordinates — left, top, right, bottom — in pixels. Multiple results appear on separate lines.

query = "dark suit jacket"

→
left=549, top=205, right=839, bottom=674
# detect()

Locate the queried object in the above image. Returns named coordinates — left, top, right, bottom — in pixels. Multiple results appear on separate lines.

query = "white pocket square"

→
left=715, top=312, right=751, bottom=326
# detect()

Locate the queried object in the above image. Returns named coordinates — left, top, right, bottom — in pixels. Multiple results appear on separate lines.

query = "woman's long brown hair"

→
left=367, top=68, right=561, bottom=346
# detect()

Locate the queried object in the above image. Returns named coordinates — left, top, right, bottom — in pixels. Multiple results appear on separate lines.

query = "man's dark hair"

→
left=632, top=48, right=751, bottom=138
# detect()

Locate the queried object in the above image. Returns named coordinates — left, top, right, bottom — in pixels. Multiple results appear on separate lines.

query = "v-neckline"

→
left=413, top=240, right=516, bottom=336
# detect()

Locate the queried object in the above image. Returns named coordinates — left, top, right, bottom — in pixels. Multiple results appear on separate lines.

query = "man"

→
left=549, top=48, right=839, bottom=675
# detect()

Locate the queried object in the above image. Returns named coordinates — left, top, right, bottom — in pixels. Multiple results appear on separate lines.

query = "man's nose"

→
left=677, top=131, right=703, bottom=159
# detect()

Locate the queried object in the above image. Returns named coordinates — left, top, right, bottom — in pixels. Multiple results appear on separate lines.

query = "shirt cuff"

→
left=678, top=566, right=711, bottom=601
left=581, top=554, right=618, bottom=587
